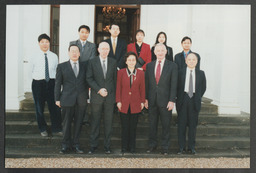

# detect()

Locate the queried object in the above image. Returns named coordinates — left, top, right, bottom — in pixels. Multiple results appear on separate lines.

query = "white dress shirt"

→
left=80, top=40, right=87, bottom=46
left=111, top=36, right=118, bottom=45
left=70, top=59, right=79, bottom=74
left=154, top=58, right=166, bottom=76
left=31, top=50, right=58, bottom=80
left=184, top=67, right=196, bottom=93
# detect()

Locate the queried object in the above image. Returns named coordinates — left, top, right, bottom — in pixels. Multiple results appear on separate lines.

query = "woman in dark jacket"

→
left=116, top=51, right=145, bottom=154
left=151, top=31, right=173, bottom=61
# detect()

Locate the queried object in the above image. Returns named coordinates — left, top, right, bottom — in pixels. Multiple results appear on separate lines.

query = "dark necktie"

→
left=155, top=61, right=161, bottom=84
left=73, top=62, right=78, bottom=77
left=82, top=42, right=85, bottom=53
left=103, top=60, right=107, bottom=79
left=44, top=53, right=50, bottom=82
left=188, top=70, right=193, bottom=98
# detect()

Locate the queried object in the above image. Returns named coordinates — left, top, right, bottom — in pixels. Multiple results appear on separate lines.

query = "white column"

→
left=59, top=5, right=95, bottom=63
left=6, top=5, right=25, bottom=110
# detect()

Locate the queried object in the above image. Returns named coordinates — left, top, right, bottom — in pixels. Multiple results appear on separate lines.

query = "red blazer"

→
left=116, top=68, right=145, bottom=114
left=127, top=42, right=152, bottom=71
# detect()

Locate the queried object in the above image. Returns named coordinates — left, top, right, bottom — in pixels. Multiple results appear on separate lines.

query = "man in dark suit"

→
left=174, top=36, right=201, bottom=70
left=55, top=44, right=89, bottom=154
left=104, top=23, right=127, bottom=69
left=70, top=25, right=96, bottom=126
left=145, top=43, right=178, bottom=155
left=176, top=53, right=206, bottom=155
left=86, top=42, right=117, bottom=154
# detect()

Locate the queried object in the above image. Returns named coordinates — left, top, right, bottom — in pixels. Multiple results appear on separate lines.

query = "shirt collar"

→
left=187, top=67, right=195, bottom=72
left=80, top=39, right=87, bottom=45
left=111, top=37, right=118, bottom=43
left=126, top=68, right=136, bottom=76
left=70, top=59, right=79, bottom=64
left=183, top=50, right=191, bottom=57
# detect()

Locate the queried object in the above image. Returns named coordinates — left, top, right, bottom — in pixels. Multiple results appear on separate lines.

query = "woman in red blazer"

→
left=127, top=29, right=151, bottom=71
left=116, top=51, right=145, bottom=154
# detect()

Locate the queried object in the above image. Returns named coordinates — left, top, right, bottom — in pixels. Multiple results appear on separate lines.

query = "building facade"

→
left=6, top=4, right=250, bottom=114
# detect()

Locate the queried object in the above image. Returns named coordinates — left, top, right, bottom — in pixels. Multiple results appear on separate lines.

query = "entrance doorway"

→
left=94, top=5, right=141, bottom=46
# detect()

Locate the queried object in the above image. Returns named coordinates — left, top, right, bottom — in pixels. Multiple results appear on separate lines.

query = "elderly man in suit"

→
left=86, top=42, right=117, bottom=154
left=145, top=43, right=178, bottom=155
left=55, top=44, right=89, bottom=154
left=70, top=25, right=96, bottom=126
left=104, top=23, right=127, bottom=69
left=174, top=36, right=201, bottom=70
left=176, top=53, right=206, bottom=155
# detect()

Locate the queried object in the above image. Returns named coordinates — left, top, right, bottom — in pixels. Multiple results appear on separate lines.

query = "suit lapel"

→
left=96, top=56, right=105, bottom=79
left=66, top=61, right=77, bottom=78
left=151, top=61, right=157, bottom=84
left=195, top=69, right=199, bottom=93
left=158, top=60, right=169, bottom=84
left=76, top=40, right=83, bottom=52
left=182, top=68, right=187, bottom=90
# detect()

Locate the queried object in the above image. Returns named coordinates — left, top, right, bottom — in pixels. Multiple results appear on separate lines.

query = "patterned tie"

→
left=112, top=38, right=116, bottom=55
left=188, top=70, right=193, bottom=98
left=44, top=53, right=50, bottom=82
left=73, top=62, right=78, bottom=77
left=155, top=61, right=161, bottom=84
left=102, top=60, right=107, bottom=79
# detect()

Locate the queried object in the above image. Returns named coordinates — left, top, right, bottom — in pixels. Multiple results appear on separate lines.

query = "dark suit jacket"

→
left=127, top=42, right=151, bottom=71
left=104, top=38, right=127, bottom=69
left=151, top=45, right=173, bottom=62
left=55, top=61, right=89, bottom=107
left=86, top=56, right=117, bottom=104
left=176, top=68, right=206, bottom=112
left=70, top=40, right=96, bottom=62
left=145, top=59, right=178, bottom=107
left=116, top=68, right=145, bottom=114
left=174, top=51, right=201, bottom=70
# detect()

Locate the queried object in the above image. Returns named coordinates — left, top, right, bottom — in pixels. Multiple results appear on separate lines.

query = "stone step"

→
left=5, top=111, right=250, bottom=126
left=5, top=121, right=250, bottom=137
left=5, top=147, right=249, bottom=158
left=5, top=134, right=250, bottom=149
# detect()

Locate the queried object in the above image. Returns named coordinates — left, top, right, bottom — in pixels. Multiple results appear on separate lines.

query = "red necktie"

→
left=156, top=61, right=161, bottom=84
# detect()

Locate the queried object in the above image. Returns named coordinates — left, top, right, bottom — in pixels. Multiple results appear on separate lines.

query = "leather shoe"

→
left=146, top=147, right=157, bottom=153
left=161, top=149, right=168, bottom=155
left=177, top=149, right=186, bottom=155
left=73, top=147, right=84, bottom=154
left=105, top=148, right=112, bottom=154
left=188, top=149, right=196, bottom=155
left=59, top=147, right=69, bottom=154
left=88, top=147, right=97, bottom=154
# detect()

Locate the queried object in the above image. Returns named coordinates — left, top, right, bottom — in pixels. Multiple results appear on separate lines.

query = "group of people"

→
left=31, top=23, right=206, bottom=156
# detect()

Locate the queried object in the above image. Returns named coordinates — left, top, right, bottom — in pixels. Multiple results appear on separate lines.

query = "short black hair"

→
left=110, top=23, right=119, bottom=30
left=155, top=31, right=167, bottom=45
left=135, top=29, right=145, bottom=36
left=124, top=51, right=138, bottom=67
left=38, top=33, right=50, bottom=42
left=68, top=44, right=80, bottom=52
left=181, top=36, right=192, bottom=43
left=78, top=25, right=90, bottom=32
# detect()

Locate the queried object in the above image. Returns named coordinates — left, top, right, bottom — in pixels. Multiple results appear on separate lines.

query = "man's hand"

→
left=145, top=99, right=148, bottom=109
left=117, top=102, right=122, bottom=110
left=56, top=101, right=61, bottom=108
left=98, top=88, right=108, bottom=97
left=141, top=103, right=145, bottom=110
left=166, top=101, right=174, bottom=111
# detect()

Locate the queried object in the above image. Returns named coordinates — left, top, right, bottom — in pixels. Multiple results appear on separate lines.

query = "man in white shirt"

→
left=176, top=53, right=206, bottom=155
left=31, top=34, right=62, bottom=137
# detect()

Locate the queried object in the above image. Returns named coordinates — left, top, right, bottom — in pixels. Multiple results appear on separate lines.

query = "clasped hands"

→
left=117, top=102, right=144, bottom=111
left=144, top=99, right=174, bottom=111
left=98, top=88, right=108, bottom=97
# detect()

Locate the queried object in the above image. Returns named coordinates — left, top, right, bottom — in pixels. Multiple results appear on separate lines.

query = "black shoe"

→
left=161, top=149, right=168, bottom=155
left=83, top=121, right=90, bottom=126
left=177, top=148, right=186, bottom=155
left=146, top=147, right=157, bottom=153
left=105, top=148, right=112, bottom=154
left=59, top=147, right=69, bottom=154
left=188, top=149, right=196, bottom=155
left=88, top=147, right=97, bottom=154
left=73, top=147, right=84, bottom=154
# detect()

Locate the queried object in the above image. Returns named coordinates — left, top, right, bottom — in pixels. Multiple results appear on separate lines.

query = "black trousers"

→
left=90, top=102, right=114, bottom=149
left=148, top=102, right=172, bottom=150
left=177, top=93, right=199, bottom=150
left=120, top=108, right=139, bottom=152
left=32, top=79, right=62, bottom=133
left=61, top=104, right=87, bottom=148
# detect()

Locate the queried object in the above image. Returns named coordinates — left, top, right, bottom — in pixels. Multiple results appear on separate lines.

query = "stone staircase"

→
left=5, top=93, right=250, bottom=158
